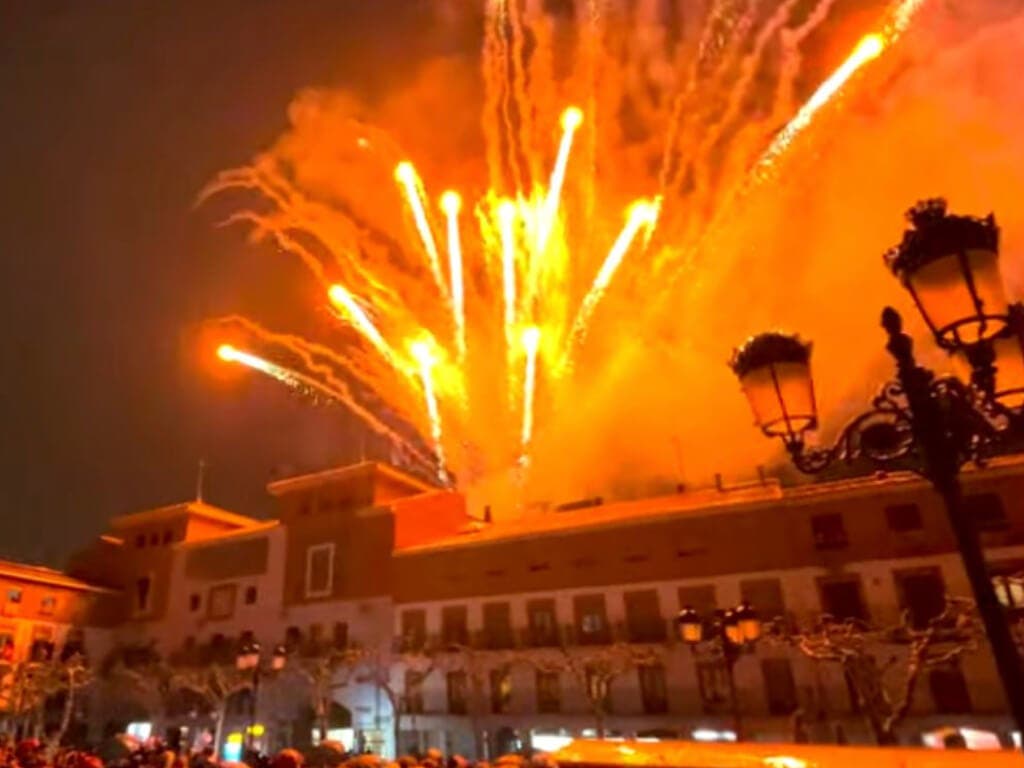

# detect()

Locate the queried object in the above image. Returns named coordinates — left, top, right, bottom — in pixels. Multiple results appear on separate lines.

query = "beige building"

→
left=22, top=455, right=1024, bottom=754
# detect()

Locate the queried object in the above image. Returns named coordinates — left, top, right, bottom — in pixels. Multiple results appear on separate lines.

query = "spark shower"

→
left=201, top=0, right=975, bottom=513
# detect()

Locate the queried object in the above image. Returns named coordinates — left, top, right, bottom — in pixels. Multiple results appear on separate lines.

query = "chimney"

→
left=757, top=465, right=767, bottom=485
left=483, top=505, right=492, bottom=524
left=714, top=473, right=724, bottom=492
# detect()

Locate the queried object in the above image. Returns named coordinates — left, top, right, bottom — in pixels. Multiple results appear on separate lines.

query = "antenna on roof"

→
left=196, top=459, right=208, bottom=503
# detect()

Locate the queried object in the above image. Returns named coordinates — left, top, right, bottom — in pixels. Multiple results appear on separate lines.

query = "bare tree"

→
left=289, top=642, right=369, bottom=743
left=358, top=648, right=437, bottom=758
left=0, top=650, right=94, bottom=744
left=777, top=598, right=981, bottom=745
left=166, top=660, right=253, bottom=757
left=523, top=643, right=663, bottom=738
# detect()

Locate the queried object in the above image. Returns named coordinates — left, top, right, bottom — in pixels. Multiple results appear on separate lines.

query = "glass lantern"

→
left=675, top=607, right=703, bottom=644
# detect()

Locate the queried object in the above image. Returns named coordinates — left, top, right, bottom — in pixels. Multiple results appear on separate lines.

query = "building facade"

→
left=19, top=457, right=1024, bottom=754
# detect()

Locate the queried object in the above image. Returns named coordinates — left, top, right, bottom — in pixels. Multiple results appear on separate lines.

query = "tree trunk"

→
left=317, top=699, right=329, bottom=745
left=213, top=702, right=227, bottom=758
left=50, top=683, right=76, bottom=751
left=594, top=705, right=606, bottom=740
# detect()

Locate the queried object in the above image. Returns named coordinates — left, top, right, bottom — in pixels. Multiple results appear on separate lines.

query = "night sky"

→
left=0, top=1, right=457, bottom=565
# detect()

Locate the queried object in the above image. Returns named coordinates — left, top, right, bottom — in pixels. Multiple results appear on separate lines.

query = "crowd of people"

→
left=0, top=736, right=553, bottom=768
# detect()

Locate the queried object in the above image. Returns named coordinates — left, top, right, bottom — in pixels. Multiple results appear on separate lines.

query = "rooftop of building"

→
left=0, top=559, right=117, bottom=594
left=108, top=500, right=260, bottom=531
left=265, top=460, right=437, bottom=497
left=395, top=452, right=1024, bottom=556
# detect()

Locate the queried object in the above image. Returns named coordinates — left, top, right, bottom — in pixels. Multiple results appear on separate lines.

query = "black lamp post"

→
left=729, top=198, right=1024, bottom=747
left=676, top=602, right=761, bottom=740
left=236, top=642, right=287, bottom=754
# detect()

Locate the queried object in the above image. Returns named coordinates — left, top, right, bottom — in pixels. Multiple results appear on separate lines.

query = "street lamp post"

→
left=676, top=602, right=761, bottom=740
left=236, top=642, right=288, bottom=754
left=729, top=198, right=1024, bottom=746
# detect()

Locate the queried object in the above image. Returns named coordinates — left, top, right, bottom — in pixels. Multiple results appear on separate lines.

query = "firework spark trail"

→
left=753, top=33, right=885, bottom=180
left=411, top=341, right=448, bottom=484
left=535, top=106, right=584, bottom=259
left=498, top=199, right=518, bottom=354
left=567, top=199, right=660, bottom=352
left=520, top=325, right=541, bottom=453
left=217, top=342, right=434, bottom=470
left=327, top=283, right=402, bottom=370
left=395, top=161, right=448, bottom=298
left=440, top=191, right=467, bottom=360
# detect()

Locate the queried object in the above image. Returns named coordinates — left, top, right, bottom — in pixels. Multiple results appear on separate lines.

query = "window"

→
left=696, top=660, right=731, bottom=713
left=135, top=576, right=152, bottom=615
left=624, top=590, right=666, bottom=643
left=309, top=623, right=324, bottom=651
left=761, top=658, right=798, bottom=715
left=149, top=533, right=159, bottom=546
left=404, top=669, right=425, bottom=714
left=207, top=584, right=237, bottom=620
left=740, top=578, right=786, bottom=623
left=239, top=629, right=255, bottom=648
left=895, top=568, right=946, bottom=629
left=298, top=496, right=312, bottom=516
left=482, top=602, right=514, bottom=649
left=447, top=670, right=468, bottom=714
left=527, top=599, right=559, bottom=647
left=929, top=663, right=972, bottom=713
left=162, top=530, right=173, bottom=545
left=811, top=513, right=848, bottom=550
left=284, top=626, right=302, bottom=652
left=333, top=622, right=349, bottom=650
left=39, top=596, right=56, bottom=617
left=135, top=534, right=145, bottom=548
left=536, top=671, right=561, bottom=713
left=678, top=584, right=716, bottom=614
left=638, top=664, right=668, bottom=714
left=885, top=503, right=923, bottom=532
left=818, top=577, right=868, bottom=622
left=305, top=543, right=335, bottom=598
left=965, top=493, right=1009, bottom=532
left=490, top=668, right=512, bottom=714
left=574, top=594, right=610, bottom=645
left=244, top=586, right=258, bottom=605
left=7, top=589, right=21, bottom=605
left=441, top=605, right=469, bottom=646
left=188, top=594, right=201, bottom=613
left=400, top=609, right=427, bottom=651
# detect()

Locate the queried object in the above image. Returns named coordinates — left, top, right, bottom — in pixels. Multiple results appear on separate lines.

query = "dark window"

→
left=638, top=664, right=668, bottom=714
left=135, top=534, right=145, bottom=549
left=135, top=577, right=152, bottom=614
left=441, top=605, right=469, bottom=646
left=309, top=623, right=324, bottom=650
left=624, top=590, right=666, bottom=643
left=244, top=586, right=257, bottom=605
left=740, top=578, right=786, bottom=622
left=896, top=568, right=946, bottom=628
left=885, top=503, right=923, bottom=532
left=696, top=660, right=731, bottom=714
left=818, top=577, right=869, bottom=622
left=239, top=629, right=255, bottom=648
left=536, top=671, right=561, bottom=713
left=404, top=669, right=425, bottom=714
left=333, top=622, right=349, bottom=649
left=446, top=670, right=468, bottom=714
left=966, top=493, right=1009, bottom=532
left=678, top=584, right=716, bottom=614
left=527, top=599, right=559, bottom=647
left=400, top=609, right=427, bottom=651
left=163, top=530, right=173, bottom=545
left=284, top=625, right=302, bottom=652
left=7, top=589, right=22, bottom=604
left=929, top=664, right=972, bottom=713
left=482, top=602, right=514, bottom=649
left=811, top=513, right=848, bottom=550
left=298, top=496, right=312, bottom=516
left=490, top=668, right=511, bottom=714
left=188, top=593, right=201, bottom=613
left=761, top=658, right=798, bottom=715
left=149, top=533, right=160, bottom=546
left=39, top=596, right=56, bottom=616
left=574, top=594, right=610, bottom=645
